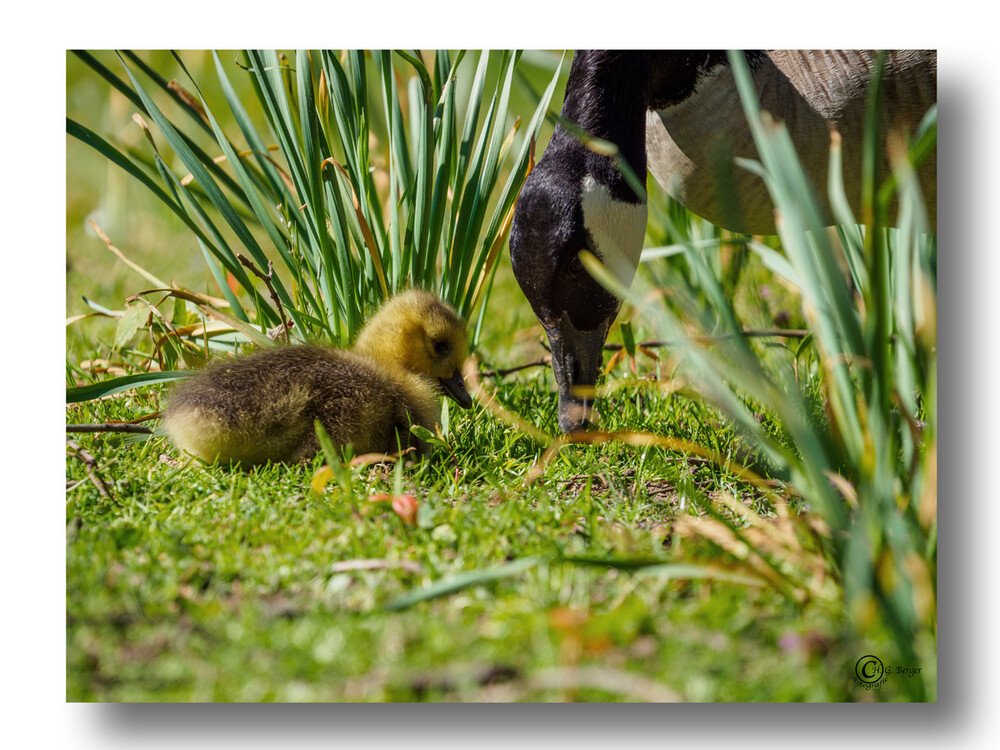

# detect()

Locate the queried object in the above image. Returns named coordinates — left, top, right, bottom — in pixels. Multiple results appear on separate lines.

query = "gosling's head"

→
left=353, top=290, right=472, bottom=409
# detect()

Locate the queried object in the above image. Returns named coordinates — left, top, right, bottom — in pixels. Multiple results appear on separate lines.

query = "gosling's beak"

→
left=544, top=311, right=609, bottom=433
left=439, top=369, right=473, bottom=409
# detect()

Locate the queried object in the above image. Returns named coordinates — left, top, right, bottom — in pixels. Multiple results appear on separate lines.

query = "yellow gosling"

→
left=162, top=290, right=471, bottom=467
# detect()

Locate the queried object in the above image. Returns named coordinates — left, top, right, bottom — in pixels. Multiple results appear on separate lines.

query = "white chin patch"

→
left=580, top=175, right=647, bottom=290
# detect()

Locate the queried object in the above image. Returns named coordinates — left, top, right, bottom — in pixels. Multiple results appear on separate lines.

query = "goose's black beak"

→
left=439, top=369, right=473, bottom=410
left=544, top=312, right=609, bottom=433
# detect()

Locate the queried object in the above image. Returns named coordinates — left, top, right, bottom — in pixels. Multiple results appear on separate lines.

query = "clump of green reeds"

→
left=67, top=50, right=563, bottom=376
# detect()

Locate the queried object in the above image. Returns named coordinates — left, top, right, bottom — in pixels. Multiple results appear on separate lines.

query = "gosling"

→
left=161, top=290, right=472, bottom=467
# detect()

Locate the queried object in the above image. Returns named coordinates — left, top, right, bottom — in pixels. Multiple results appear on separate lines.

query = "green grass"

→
left=65, top=364, right=895, bottom=701
left=66, top=249, right=928, bottom=702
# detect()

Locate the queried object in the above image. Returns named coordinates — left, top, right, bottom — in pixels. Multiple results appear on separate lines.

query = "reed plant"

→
left=67, top=50, right=563, bottom=379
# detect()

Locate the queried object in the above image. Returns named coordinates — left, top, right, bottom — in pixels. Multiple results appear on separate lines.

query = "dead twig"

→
left=463, top=356, right=551, bottom=445
left=525, top=429, right=782, bottom=492
left=486, top=329, right=810, bottom=377
left=480, top=357, right=552, bottom=378
left=66, top=423, right=155, bottom=435
left=326, top=559, right=424, bottom=575
left=66, top=440, right=115, bottom=502
left=602, top=328, right=810, bottom=351
left=234, top=253, right=292, bottom=343
left=517, top=665, right=684, bottom=703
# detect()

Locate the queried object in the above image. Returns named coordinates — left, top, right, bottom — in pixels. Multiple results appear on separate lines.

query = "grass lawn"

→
left=66, top=254, right=925, bottom=702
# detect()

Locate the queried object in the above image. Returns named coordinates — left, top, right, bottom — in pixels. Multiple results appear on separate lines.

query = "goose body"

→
left=646, top=50, right=936, bottom=234
left=162, top=290, right=471, bottom=467
left=509, top=50, right=937, bottom=432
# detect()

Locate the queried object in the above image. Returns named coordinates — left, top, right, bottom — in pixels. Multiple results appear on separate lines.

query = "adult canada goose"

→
left=509, top=50, right=937, bottom=432
left=162, top=290, right=472, bottom=467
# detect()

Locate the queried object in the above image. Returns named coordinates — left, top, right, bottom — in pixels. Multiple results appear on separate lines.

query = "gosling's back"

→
left=162, top=345, right=439, bottom=467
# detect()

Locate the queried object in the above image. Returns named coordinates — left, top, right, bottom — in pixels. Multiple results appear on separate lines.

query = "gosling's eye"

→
left=432, top=340, right=451, bottom=357
left=567, top=255, right=585, bottom=278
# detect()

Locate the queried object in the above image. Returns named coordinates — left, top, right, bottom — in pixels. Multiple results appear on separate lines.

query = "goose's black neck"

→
left=558, top=51, right=651, bottom=203
left=556, top=50, right=766, bottom=203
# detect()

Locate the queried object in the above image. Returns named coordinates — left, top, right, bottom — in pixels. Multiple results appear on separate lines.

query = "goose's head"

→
left=509, top=51, right=651, bottom=434
left=510, top=129, right=647, bottom=433
left=511, top=48, right=938, bottom=433
left=353, top=290, right=473, bottom=409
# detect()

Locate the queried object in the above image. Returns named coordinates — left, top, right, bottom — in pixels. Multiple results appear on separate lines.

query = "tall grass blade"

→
left=67, top=371, right=190, bottom=403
